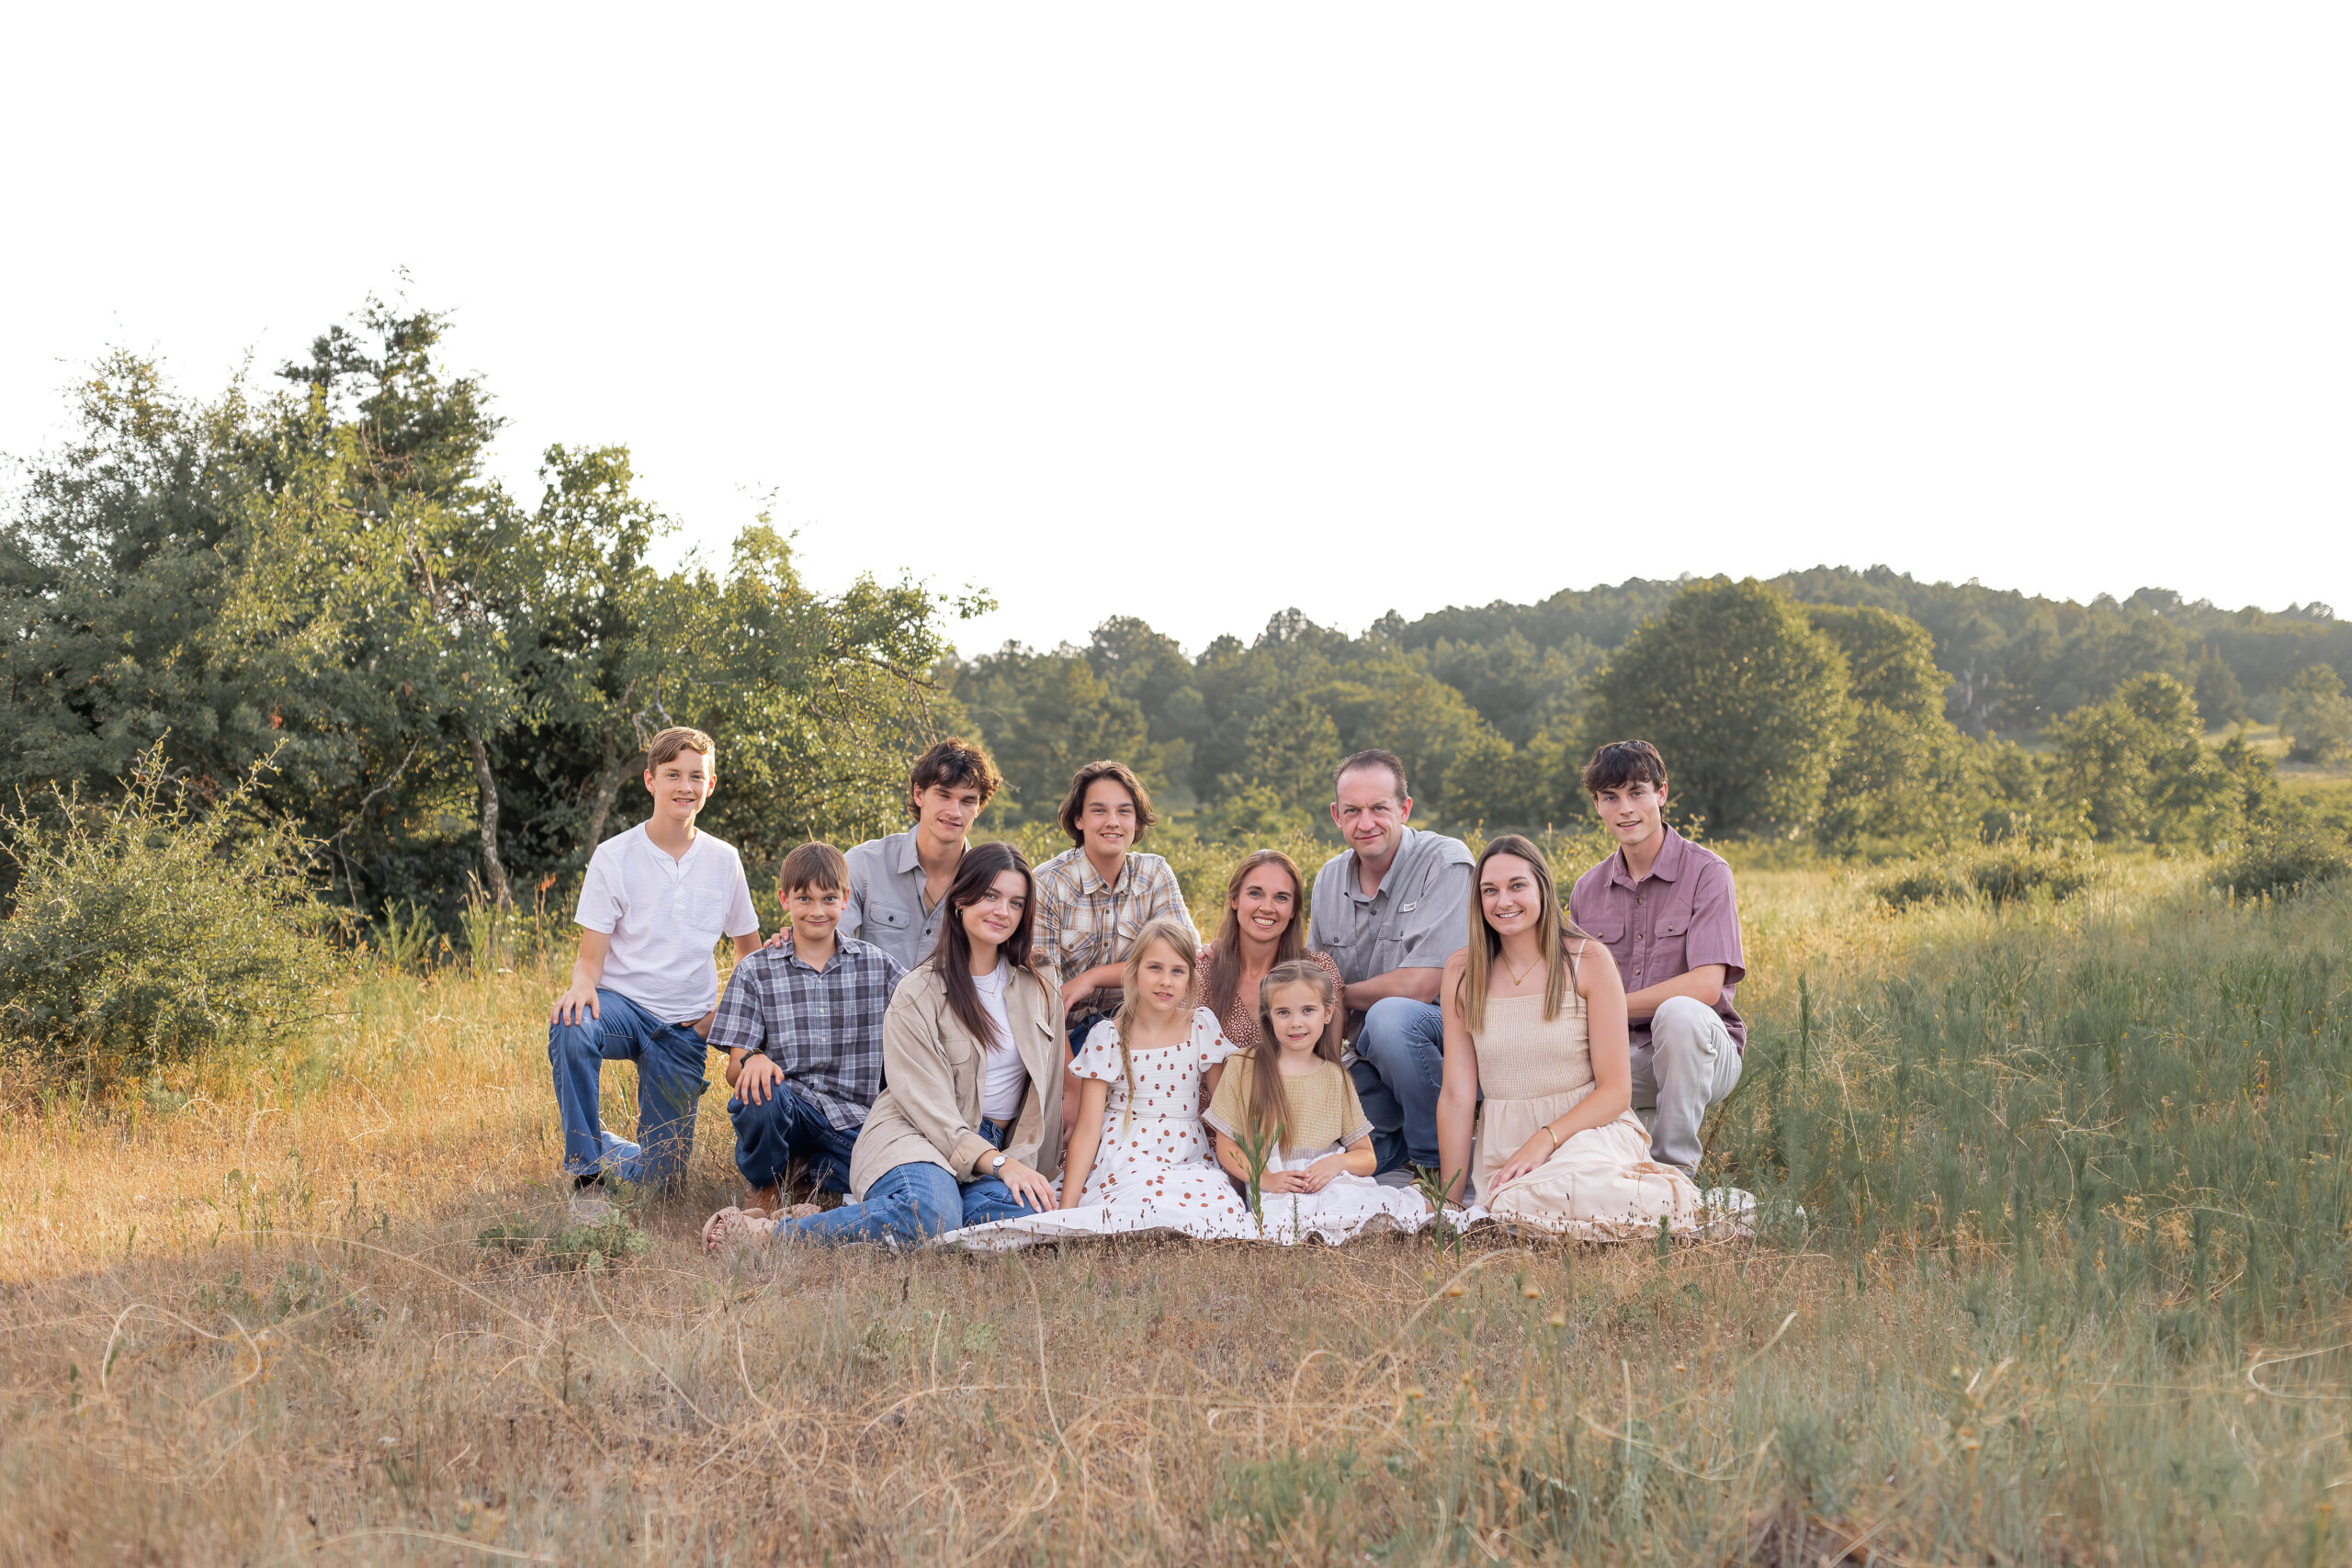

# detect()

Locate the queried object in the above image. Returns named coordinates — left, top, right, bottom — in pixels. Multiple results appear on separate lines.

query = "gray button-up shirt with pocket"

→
left=842, top=829, right=952, bottom=972
left=1306, top=827, right=1475, bottom=1036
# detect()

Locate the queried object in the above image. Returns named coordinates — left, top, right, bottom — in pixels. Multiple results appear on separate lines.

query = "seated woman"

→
left=704, top=841, right=1065, bottom=1250
left=1196, top=849, right=1342, bottom=1060
left=1434, top=834, right=1706, bottom=1238
left=939, top=916, right=1257, bottom=1250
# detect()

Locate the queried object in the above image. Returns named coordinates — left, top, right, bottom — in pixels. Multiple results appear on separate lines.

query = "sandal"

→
left=701, top=1206, right=778, bottom=1255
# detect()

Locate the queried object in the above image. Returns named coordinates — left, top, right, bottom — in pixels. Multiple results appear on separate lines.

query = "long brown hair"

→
left=1106, top=917, right=1197, bottom=1134
left=930, top=840, right=1042, bottom=1053
left=1459, top=834, right=1590, bottom=1033
left=1240, top=958, right=1344, bottom=1156
left=1204, top=849, right=1307, bottom=1023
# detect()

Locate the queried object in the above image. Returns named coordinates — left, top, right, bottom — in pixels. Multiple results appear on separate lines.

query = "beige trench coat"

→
left=846, top=961, right=1067, bottom=1201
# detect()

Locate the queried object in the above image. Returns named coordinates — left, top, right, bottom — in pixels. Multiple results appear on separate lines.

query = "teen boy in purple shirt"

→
left=1566, top=740, right=1746, bottom=1176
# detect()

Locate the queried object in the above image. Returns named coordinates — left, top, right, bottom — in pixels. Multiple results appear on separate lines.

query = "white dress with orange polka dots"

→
left=939, top=1008, right=1261, bottom=1248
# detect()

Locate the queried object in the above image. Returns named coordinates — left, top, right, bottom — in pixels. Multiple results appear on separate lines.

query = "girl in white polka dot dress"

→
left=940, top=918, right=1260, bottom=1247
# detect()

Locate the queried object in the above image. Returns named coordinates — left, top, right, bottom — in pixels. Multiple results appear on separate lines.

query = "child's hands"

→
left=735, top=1053, right=783, bottom=1105
left=1259, top=1169, right=1312, bottom=1194
left=1298, top=1152, right=1350, bottom=1192
left=550, top=981, right=601, bottom=1027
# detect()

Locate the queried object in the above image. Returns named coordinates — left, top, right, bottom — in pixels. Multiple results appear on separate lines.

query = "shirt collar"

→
left=1080, top=852, right=1134, bottom=897
left=1609, top=825, right=1686, bottom=889
left=891, top=829, right=924, bottom=875
left=1343, top=828, right=1416, bottom=904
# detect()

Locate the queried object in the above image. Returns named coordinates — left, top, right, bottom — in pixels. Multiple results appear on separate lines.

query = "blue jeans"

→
left=1348, top=997, right=1446, bottom=1173
left=548, top=988, right=711, bottom=1189
left=729, top=1080, right=863, bottom=1195
left=776, top=1121, right=1042, bottom=1247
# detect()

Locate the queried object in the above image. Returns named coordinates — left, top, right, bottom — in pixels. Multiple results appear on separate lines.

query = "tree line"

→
left=1, top=302, right=967, bottom=919
left=6, top=299, right=2348, bottom=923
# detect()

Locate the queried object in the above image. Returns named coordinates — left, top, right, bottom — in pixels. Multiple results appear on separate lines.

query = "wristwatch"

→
left=989, top=1152, right=1009, bottom=1176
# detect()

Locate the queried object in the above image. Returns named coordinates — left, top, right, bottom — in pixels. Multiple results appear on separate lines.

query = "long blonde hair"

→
left=1107, top=917, right=1199, bottom=1133
left=1459, top=834, right=1590, bottom=1033
left=1241, top=958, right=1345, bottom=1156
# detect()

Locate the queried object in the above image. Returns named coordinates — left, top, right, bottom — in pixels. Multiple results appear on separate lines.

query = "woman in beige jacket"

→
left=706, top=841, right=1066, bottom=1248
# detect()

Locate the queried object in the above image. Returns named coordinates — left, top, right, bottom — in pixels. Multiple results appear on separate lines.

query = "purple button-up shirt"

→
left=1566, top=827, right=1747, bottom=1052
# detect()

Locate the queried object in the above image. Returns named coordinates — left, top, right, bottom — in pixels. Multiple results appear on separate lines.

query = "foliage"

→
left=0, top=749, right=338, bottom=1091
left=2212, top=818, right=2352, bottom=899
left=2190, top=644, right=2246, bottom=728
left=2279, top=662, right=2352, bottom=764
left=1876, top=843, right=2093, bottom=910
left=0, top=302, right=967, bottom=922
left=2048, top=673, right=2273, bottom=848
left=1586, top=580, right=1854, bottom=838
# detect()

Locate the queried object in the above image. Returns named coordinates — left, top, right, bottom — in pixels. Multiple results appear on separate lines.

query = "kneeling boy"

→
left=711, top=841, right=907, bottom=1213
left=550, top=727, right=763, bottom=1217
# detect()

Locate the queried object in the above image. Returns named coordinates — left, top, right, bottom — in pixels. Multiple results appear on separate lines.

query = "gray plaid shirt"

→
left=707, top=935, right=906, bottom=1131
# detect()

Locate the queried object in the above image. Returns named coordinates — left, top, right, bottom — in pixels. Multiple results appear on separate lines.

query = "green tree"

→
left=2050, top=673, right=2248, bottom=848
left=1, top=302, right=963, bottom=917
left=1804, top=604, right=1981, bottom=850
left=2192, top=645, right=2248, bottom=728
left=1804, top=604, right=1947, bottom=721
left=1586, top=580, right=1855, bottom=838
left=2281, top=664, right=2352, bottom=764
left=950, top=645, right=1155, bottom=823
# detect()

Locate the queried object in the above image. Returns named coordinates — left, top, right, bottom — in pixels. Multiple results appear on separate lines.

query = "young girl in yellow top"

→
left=1203, top=960, right=1434, bottom=1245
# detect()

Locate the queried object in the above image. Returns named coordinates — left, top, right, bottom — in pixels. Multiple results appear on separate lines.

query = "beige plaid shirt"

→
left=1032, top=848, right=1196, bottom=1017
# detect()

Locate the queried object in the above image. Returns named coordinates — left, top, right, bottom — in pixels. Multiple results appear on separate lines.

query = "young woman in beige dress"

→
left=1434, top=834, right=1703, bottom=1238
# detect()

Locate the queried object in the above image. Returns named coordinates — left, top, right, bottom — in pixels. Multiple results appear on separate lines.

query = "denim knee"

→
left=1359, top=997, right=1441, bottom=1064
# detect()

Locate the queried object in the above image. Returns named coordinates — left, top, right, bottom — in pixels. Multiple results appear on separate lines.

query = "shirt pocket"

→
left=682, top=885, right=733, bottom=942
left=866, top=905, right=910, bottom=940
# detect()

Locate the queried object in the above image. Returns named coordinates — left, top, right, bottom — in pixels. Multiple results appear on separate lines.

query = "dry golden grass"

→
left=1, top=866, right=2343, bottom=1564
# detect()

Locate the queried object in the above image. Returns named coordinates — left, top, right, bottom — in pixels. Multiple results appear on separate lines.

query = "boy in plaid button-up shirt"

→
left=712, top=841, right=907, bottom=1213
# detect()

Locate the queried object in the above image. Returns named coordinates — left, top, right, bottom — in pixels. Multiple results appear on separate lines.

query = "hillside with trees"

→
left=6, top=300, right=2346, bottom=929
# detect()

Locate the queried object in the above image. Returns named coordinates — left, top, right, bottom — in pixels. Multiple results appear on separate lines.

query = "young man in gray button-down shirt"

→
left=841, top=738, right=1002, bottom=971
left=1305, top=749, right=1474, bottom=1176
left=1566, top=739, right=1747, bottom=1176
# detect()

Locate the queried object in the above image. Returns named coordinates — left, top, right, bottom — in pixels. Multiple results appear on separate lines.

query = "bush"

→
left=0, top=750, right=340, bottom=1093
left=2213, top=822, right=2352, bottom=900
left=1877, top=845, right=2093, bottom=910
left=1968, top=844, right=2094, bottom=905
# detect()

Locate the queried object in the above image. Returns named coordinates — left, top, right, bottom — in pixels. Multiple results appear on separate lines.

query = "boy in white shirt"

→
left=549, top=727, right=762, bottom=1216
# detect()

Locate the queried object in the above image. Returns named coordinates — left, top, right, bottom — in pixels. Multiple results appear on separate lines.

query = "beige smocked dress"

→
left=1472, top=945, right=1703, bottom=1238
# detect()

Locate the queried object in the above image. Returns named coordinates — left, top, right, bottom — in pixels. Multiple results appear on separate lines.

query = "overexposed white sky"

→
left=6, top=6, right=2346, bottom=655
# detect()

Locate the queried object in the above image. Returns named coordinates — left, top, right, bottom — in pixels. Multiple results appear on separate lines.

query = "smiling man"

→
left=1306, top=748, right=1474, bottom=1178
left=1566, top=739, right=1747, bottom=1178
left=1033, top=759, right=1195, bottom=1055
left=548, top=727, right=763, bottom=1216
left=841, top=738, right=1001, bottom=971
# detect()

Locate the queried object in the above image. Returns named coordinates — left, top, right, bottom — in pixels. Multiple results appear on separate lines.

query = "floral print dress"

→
left=938, top=1008, right=1260, bottom=1248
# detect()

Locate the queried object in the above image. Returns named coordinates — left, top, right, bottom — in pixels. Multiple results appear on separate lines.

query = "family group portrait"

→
left=5, top=6, right=2349, bottom=1565
left=555, top=731, right=1752, bottom=1257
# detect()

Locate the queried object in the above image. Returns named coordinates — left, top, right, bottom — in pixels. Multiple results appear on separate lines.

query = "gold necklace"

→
left=1502, top=953, right=1542, bottom=987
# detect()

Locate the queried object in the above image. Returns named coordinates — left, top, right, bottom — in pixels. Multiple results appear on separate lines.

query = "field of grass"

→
left=2, top=853, right=2347, bottom=1563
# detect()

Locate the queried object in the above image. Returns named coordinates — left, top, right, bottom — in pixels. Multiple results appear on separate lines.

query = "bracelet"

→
left=1545, top=1123, right=1562, bottom=1152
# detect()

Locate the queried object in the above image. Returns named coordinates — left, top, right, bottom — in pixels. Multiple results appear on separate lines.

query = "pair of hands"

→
left=1259, top=1152, right=1350, bottom=1194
